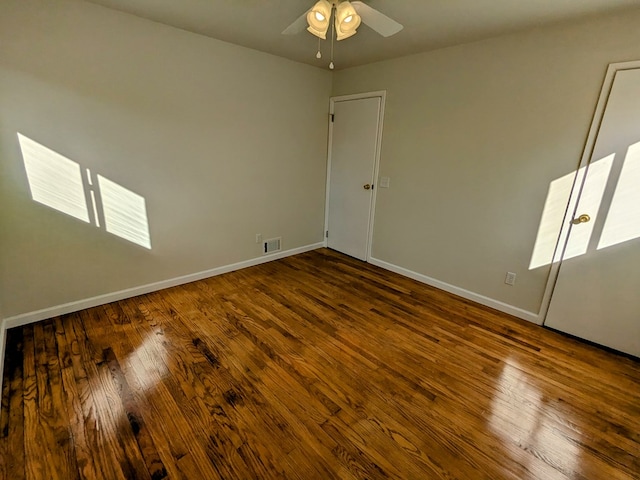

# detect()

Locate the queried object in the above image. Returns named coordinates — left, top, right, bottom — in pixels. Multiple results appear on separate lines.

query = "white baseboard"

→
left=368, top=256, right=541, bottom=325
left=0, top=242, right=324, bottom=359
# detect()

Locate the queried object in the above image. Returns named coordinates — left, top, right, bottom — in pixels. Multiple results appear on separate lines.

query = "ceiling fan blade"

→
left=282, top=9, right=310, bottom=35
left=351, top=1, right=403, bottom=37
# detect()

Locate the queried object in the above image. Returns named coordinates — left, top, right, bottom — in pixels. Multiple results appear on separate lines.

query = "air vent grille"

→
left=263, top=237, right=281, bottom=254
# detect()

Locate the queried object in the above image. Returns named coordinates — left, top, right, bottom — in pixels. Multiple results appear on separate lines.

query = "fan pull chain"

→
left=329, top=14, right=335, bottom=69
left=316, top=37, right=322, bottom=59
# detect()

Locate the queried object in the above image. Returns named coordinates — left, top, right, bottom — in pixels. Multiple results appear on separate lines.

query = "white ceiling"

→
left=83, top=0, right=640, bottom=70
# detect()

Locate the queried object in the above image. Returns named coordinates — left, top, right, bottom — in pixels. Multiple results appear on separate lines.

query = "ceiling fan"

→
left=282, top=0, right=403, bottom=68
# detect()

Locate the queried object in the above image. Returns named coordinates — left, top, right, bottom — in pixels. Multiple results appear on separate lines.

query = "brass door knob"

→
left=571, top=214, right=591, bottom=225
left=363, top=184, right=371, bottom=190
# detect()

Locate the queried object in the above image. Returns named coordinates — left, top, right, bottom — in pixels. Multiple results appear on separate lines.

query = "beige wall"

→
left=0, top=0, right=331, bottom=317
left=2, top=0, right=640, bottom=323
left=332, top=11, right=640, bottom=315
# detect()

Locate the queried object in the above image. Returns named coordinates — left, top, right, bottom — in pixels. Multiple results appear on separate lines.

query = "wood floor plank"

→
left=53, top=316, right=100, bottom=480
left=61, top=313, right=126, bottom=480
left=1, top=248, right=639, bottom=479
left=0, top=328, right=25, bottom=480
left=86, top=301, right=224, bottom=480
left=157, top=288, right=333, bottom=477
left=128, top=300, right=283, bottom=478
left=22, top=324, right=54, bottom=480
left=40, top=319, right=80, bottom=480
left=75, top=310, right=153, bottom=480
left=112, top=336, right=219, bottom=480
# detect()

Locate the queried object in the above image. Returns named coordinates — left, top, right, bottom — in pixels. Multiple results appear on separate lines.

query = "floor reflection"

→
left=488, top=359, right=580, bottom=479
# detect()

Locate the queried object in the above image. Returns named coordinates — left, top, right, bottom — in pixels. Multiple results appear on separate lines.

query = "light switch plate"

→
left=380, top=176, right=390, bottom=188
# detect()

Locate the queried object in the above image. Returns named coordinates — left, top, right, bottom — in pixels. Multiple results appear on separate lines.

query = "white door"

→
left=545, top=67, right=640, bottom=357
left=327, top=96, right=382, bottom=260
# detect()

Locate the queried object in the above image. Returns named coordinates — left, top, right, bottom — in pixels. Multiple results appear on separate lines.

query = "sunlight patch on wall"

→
left=528, top=169, right=575, bottom=270
left=17, top=133, right=151, bottom=249
left=99, top=175, right=151, bottom=249
left=598, top=141, right=640, bottom=250
left=529, top=155, right=613, bottom=269
left=18, top=133, right=90, bottom=224
left=561, top=155, right=613, bottom=260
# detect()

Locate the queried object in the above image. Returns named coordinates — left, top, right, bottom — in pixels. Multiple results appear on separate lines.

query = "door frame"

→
left=539, top=60, right=640, bottom=324
left=323, top=91, right=387, bottom=261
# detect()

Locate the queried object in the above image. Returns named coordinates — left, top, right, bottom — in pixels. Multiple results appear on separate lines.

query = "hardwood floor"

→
left=1, top=248, right=639, bottom=479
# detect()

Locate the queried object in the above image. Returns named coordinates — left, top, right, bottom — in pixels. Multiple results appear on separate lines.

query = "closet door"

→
left=545, top=68, right=640, bottom=357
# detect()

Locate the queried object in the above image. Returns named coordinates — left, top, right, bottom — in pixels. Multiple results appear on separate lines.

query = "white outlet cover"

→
left=505, top=272, right=516, bottom=286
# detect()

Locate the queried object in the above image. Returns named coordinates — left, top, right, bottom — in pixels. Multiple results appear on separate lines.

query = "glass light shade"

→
left=335, top=1, right=361, bottom=40
left=307, top=0, right=332, bottom=39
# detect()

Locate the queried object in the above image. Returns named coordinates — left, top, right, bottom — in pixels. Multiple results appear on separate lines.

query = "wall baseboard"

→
left=0, top=242, right=324, bottom=385
left=368, top=256, right=541, bottom=325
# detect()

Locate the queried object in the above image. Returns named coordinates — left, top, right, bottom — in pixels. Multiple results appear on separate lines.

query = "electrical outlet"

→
left=505, top=272, right=516, bottom=286
left=256, top=234, right=262, bottom=244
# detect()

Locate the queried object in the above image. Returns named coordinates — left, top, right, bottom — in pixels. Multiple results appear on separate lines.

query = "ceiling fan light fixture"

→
left=335, top=1, right=361, bottom=41
left=307, top=0, right=332, bottom=39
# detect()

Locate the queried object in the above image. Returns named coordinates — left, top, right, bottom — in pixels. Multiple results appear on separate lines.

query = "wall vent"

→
left=263, top=237, right=281, bottom=254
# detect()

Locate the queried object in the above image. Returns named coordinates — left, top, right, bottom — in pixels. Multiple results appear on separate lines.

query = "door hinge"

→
left=330, top=114, right=335, bottom=123
left=326, top=230, right=329, bottom=238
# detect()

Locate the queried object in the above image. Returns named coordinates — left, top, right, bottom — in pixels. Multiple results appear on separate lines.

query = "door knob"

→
left=363, top=184, right=371, bottom=190
left=571, top=214, right=591, bottom=225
